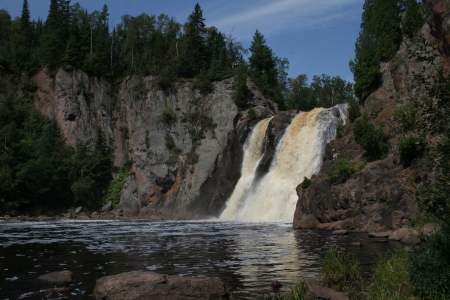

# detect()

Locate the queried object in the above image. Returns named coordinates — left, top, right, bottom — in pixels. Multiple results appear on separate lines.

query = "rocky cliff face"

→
left=32, top=70, right=277, bottom=219
left=293, top=0, right=450, bottom=232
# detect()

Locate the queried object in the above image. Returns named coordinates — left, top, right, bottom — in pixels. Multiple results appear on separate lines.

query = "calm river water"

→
left=0, top=220, right=397, bottom=299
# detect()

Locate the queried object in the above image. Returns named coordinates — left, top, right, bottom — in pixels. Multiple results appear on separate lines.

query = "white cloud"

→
left=208, top=0, right=363, bottom=40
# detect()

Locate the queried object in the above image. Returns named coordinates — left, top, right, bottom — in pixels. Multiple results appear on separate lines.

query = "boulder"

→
left=307, top=284, right=349, bottom=300
left=368, top=231, right=392, bottom=238
left=93, top=271, right=232, bottom=300
left=293, top=214, right=319, bottom=229
left=422, top=223, right=437, bottom=237
left=316, top=222, right=334, bottom=230
left=74, top=207, right=83, bottom=215
left=332, top=230, right=349, bottom=235
left=389, top=228, right=420, bottom=244
left=38, top=270, right=73, bottom=284
left=101, top=201, right=112, bottom=212
left=91, top=212, right=100, bottom=219
left=99, top=212, right=116, bottom=220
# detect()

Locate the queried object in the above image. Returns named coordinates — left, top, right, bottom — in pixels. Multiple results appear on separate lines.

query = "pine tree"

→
left=350, top=0, right=400, bottom=101
left=179, top=3, right=206, bottom=77
left=41, top=0, right=71, bottom=69
left=0, top=9, right=12, bottom=70
left=372, top=0, right=401, bottom=60
left=402, top=0, right=423, bottom=37
left=20, top=0, right=31, bottom=32
left=248, top=30, right=278, bottom=100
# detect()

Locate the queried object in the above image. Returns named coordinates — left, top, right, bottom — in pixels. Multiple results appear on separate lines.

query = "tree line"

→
left=0, top=0, right=356, bottom=109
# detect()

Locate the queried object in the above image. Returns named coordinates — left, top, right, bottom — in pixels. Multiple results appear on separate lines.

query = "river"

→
left=0, top=220, right=397, bottom=299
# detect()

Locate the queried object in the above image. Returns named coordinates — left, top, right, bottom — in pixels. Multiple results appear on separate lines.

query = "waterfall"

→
left=219, top=117, right=272, bottom=220
left=220, top=105, right=347, bottom=222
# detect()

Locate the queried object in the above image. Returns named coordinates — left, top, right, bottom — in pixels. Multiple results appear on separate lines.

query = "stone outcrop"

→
left=389, top=228, right=421, bottom=244
left=294, top=0, right=450, bottom=232
left=32, top=70, right=277, bottom=219
left=37, top=270, right=73, bottom=284
left=305, top=279, right=349, bottom=300
left=93, top=271, right=232, bottom=300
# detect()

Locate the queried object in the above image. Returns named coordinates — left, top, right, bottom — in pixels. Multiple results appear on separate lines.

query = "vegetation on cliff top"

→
left=350, top=0, right=423, bottom=102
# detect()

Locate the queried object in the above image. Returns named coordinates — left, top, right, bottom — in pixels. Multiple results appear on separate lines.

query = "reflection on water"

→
left=0, top=220, right=398, bottom=299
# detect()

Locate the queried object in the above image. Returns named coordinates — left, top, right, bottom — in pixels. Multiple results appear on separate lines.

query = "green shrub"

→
left=319, top=245, right=361, bottom=292
left=328, top=157, right=361, bottom=185
left=165, top=133, right=175, bottom=150
left=409, top=225, right=450, bottom=299
left=165, top=152, right=178, bottom=166
left=173, top=147, right=182, bottom=155
left=145, top=130, right=150, bottom=149
left=353, top=114, right=389, bottom=160
left=368, top=248, right=411, bottom=300
left=184, top=113, right=216, bottom=130
left=300, top=177, right=311, bottom=189
left=154, top=65, right=177, bottom=91
left=186, top=151, right=199, bottom=164
left=193, top=72, right=214, bottom=95
left=103, top=165, right=129, bottom=210
left=129, top=79, right=147, bottom=97
left=394, top=102, right=417, bottom=132
left=348, top=100, right=360, bottom=123
left=248, top=108, right=256, bottom=119
left=159, top=105, right=174, bottom=124
left=397, top=136, right=425, bottom=167
left=415, top=138, right=450, bottom=223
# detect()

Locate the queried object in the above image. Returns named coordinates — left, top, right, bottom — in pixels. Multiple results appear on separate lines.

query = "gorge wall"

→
left=293, top=0, right=450, bottom=232
left=32, top=70, right=277, bottom=219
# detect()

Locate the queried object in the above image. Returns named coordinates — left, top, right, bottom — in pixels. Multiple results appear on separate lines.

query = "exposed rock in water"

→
left=389, top=228, right=421, bottom=244
left=37, top=270, right=73, bottom=284
left=305, top=279, right=349, bottom=300
left=93, top=271, right=232, bottom=300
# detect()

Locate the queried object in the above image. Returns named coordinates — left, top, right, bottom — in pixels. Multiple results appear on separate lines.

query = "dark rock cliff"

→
left=293, top=0, right=450, bottom=232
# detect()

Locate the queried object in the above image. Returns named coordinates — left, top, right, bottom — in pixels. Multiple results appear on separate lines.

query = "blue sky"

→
left=2, top=0, right=364, bottom=82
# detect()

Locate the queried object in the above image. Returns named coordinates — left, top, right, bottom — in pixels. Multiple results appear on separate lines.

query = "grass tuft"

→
left=319, top=245, right=361, bottom=292
left=367, top=247, right=412, bottom=300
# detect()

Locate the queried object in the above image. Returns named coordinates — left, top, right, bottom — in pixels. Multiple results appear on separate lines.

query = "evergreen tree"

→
left=402, top=0, right=423, bottom=37
left=20, top=0, right=31, bottom=32
left=179, top=3, right=206, bottom=77
left=41, top=0, right=71, bottom=69
left=248, top=30, right=278, bottom=99
left=350, top=0, right=376, bottom=101
left=0, top=9, right=12, bottom=71
left=84, top=5, right=111, bottom=75
left=372, top=0, right=401, bottom=60
left=232, top=64, right=249, bottom=107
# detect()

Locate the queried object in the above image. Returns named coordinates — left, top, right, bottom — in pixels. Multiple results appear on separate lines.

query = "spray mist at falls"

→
left=219, top=105, right=347, bottom=222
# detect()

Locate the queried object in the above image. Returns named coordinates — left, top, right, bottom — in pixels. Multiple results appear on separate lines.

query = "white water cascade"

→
left=219, top=105, right=347, bottom=222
